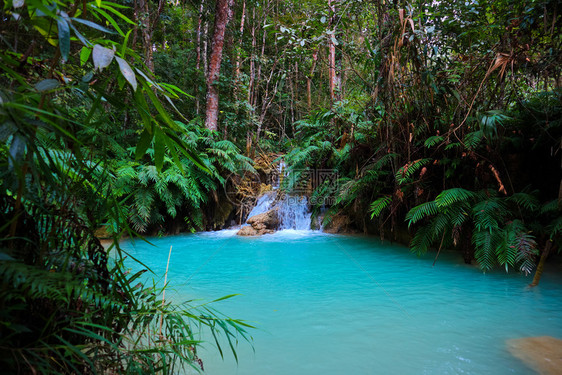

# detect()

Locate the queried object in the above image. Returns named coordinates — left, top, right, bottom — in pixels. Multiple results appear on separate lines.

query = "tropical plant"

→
left=404, top=188, right=557, bottom=274
left=0, top=0, right=252, bottom=372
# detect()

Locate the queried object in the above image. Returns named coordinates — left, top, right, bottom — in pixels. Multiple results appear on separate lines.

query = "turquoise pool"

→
left=122, top=229, right=562, bottom=374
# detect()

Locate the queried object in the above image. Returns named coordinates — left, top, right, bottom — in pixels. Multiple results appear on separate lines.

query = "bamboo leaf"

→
left=57, top=17, right=70, bottom=62
left=71, top=17, right=116, bottom=34
left=90, top=6, right=125, bottom=36
left=154, top=128, right=166, bottom=172
left=135, top=129, right=153, bottom=160
left=79, top=46, right=92, bottom=66
left=92, top=44, right=115, bottom=71
left=115, top=56, right=137, bottom=91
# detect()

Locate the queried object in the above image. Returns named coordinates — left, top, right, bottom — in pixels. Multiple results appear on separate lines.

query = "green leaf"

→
left=79, top=46, right=92, bottom=66
left=154, top=128, right=165, bottom=172
left=212, top=294, right=240, bottom=303
left=99, top=2, right=136, bottom=24
left=57, top=17, right=70, bottom=62
left=68, top=22, right=91, bottom=47
left=71, top=17, right=116, bottom=34
left=121, top=29, right=132, bottom=56
left=90, top=7, right=125, bottom=36
left=135, top=129, right=152, bottom=160
left=92, top=44, right=114, bottom=71
left=34, top=79, right=60, bottom=92
left=115, top=56, right=137, bottom=91
left=143, top=81, right=178, bottom=130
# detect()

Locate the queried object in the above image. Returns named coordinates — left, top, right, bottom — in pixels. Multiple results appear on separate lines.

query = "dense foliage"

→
left=0, top=0, right=251, bottom=373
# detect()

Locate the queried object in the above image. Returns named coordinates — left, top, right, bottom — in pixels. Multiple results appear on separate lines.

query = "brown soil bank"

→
left=507, top=336, right=562, bottom=375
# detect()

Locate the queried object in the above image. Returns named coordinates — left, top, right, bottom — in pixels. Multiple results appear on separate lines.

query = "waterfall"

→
left=243, top=160, right=312, bottom=231
left=277, top=196, right=311, bottom=230
left=244, top=193, right=312, bottom=231
left=246, top=191, right=275, bottom=218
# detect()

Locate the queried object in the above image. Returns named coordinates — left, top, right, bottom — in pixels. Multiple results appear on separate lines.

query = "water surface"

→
left=122, top=230, right=562, bottom=374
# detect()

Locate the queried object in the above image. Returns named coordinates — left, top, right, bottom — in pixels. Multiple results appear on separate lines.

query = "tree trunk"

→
left=307, top=49, right=318, bottom=110
left=195, top=0, right=204, bottom=115
left=203, top=20, right=209, bottom=78
left=135, top=0, right=164, bottom=73
left=234, top=0, right=246, bottom=83
left=328, top=0, right=336, bottom=106
left=530, top=240, right=553, bottom=287
left=247, top=7, right=256, bottom=108
left=204, top=0, right=234, bottom=131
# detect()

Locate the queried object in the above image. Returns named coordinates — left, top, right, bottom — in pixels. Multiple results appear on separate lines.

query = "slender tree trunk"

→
left=328, top=0, right=336, bottom=106
left=246, top=6, right=256, bottom=156
left=204, top=0, right=234, bottom=131
left=255, top=1, right=268, bottom=106
left=234, top=0, right=246, bottom=83
left=307, top=49, right=319, bottom=110
left=135, top=0, right=164, bottom=72
left=195, top=0, right=204, bottom=115
left=292, top=61, right=297, bottom=123
left=248, top=7, right=257, bottom=107
left=203, top=20, right=209, bottom=90
left=530, top=240, right=553, bottom=287
left=137, top=0, right=153, bottom=71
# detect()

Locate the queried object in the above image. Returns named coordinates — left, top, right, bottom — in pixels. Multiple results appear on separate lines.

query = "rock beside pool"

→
left=507, top=336, right=562, bottom=375
left=237, top=208, right=279, bottom=236
left=322, top=213, right=353, bottom=234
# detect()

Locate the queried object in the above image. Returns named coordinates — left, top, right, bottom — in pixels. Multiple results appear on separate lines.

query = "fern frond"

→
left=406, top=201, right=439, bottom=226
left=424, top=135, right=444, bottom=148
left=463, top=130, right=484, bottom=150
left=370, top=196, right=392, bottom=219
left=508, top=192, right=540, bottom=212
left=473, top=198, right=506, bottom=232
left=547, top=215, right=562, bottom=238
left=335, top=178, right=356, bottom=205
left=435, top=188, right=475, bottom=208
left=473, top=230, right=500, bottom=271
left=410, top=214, right=449, bottom=254
left=501, top=220, right=538, bottom=274
left=395, top=158, right=431, bottom=185
left=541, top=199, right=561, bottom=214
left=445, top=203, right=470, bottom=227
left=372, top=153, right=399, bottom=170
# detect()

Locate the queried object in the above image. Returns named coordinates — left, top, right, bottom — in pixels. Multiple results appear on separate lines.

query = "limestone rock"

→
left=237, top=226, right=259, bottom=236
left=322, top=213, right=353, bottom=234
left=507, top=336, right=562, bottom=375
left=236, top=225, right=274, bottom=236
left=237, top=207, right=279, bottom=236
left=246, top=207, right=280, bottom=229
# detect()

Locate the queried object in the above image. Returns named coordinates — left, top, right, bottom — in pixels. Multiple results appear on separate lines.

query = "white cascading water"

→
left=245, top=191, right=275, bottom=218
left=277, top=196, right=311, bottom=230
left=245, top=161, right=312, bottom=231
